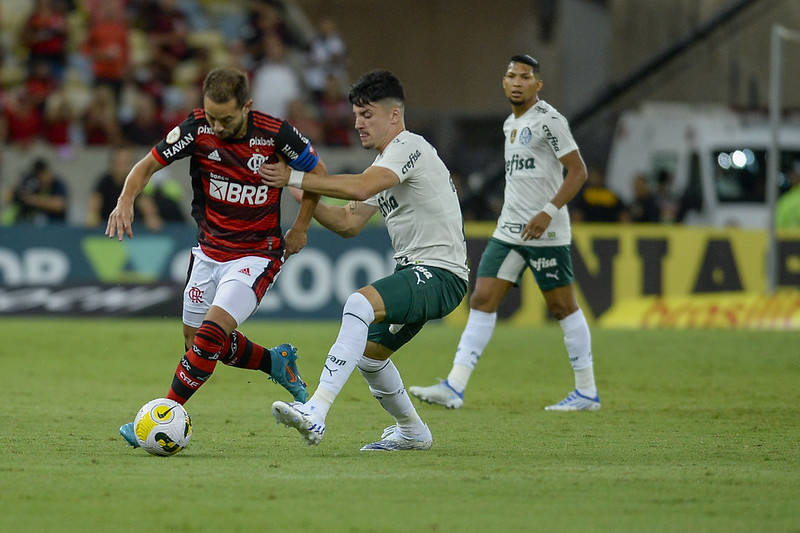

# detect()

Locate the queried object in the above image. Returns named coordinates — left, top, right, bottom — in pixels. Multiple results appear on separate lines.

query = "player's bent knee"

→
left=343, top=291, right=376, bottom=325
left=212, top=280, right=256, bottom=327
left=549, top=303, right=579, bottom=321
left=469, top=291, right=501, bottom=312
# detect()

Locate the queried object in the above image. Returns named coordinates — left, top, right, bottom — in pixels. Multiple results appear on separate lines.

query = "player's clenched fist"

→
left=259, top=161, right=290, bottom=188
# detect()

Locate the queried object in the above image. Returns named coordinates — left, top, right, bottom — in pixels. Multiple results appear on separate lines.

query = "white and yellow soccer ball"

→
left=133, top=398, right=192, bottom=456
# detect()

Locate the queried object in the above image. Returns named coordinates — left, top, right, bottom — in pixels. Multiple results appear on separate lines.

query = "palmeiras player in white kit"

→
left=410, top=54, right=600, bottom=411
left=106, top=67, right=327, bottom=447
left=260, top=70, right=469, bottom=450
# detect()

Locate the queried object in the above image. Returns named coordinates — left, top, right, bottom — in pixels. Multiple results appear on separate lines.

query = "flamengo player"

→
left=106, top=67, right=326, bottom=448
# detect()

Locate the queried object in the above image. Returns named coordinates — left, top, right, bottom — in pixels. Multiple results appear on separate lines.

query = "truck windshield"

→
left=713, top=149, right=800, bottom=203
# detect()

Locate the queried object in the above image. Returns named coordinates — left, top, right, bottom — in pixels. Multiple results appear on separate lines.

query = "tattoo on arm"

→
left=348, top=201, right=359, bottom=214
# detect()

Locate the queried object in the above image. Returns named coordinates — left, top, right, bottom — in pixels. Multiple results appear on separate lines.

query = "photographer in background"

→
left=6, top=158, right=68, bottom=225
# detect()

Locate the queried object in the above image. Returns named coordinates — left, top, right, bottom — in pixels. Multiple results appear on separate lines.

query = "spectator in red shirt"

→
left=318, top=74, right=353, bottom=147
left=42, top=86, right=73, bottom=148
left=2, top=90, right=43, bottom=146
left=135, top=0, right=195, bottom=85
left=20, top=0, right=70, bottom=82
left=25, top=59, right=59, bottom=112
left=83, top=0, right=130, bottom=102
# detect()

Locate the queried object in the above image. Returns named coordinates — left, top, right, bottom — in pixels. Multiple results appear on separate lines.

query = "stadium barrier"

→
left=453, top=222, right=800, bottom=329
left=1, top=223, right=799, bottom=328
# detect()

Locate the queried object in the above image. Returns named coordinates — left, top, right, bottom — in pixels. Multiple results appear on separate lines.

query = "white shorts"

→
left=182, top=246, right=281, bottom=328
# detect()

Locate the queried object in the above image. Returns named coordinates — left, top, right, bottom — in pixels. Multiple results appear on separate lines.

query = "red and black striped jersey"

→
left=151, top=108, right=319, bottom=262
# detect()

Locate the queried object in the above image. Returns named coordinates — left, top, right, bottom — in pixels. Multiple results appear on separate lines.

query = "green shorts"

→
left=476, top=238, right=574, bottom=291
left=368, top=264, right=467, bottom=352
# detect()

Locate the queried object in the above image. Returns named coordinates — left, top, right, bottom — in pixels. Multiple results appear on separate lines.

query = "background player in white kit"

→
left=259, top=70, right=469, bottom=450
left=410, top=54, right=600, bottom=411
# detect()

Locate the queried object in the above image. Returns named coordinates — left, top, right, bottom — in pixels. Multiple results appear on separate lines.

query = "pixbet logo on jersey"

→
left=208, top=173, right=271, bottom=205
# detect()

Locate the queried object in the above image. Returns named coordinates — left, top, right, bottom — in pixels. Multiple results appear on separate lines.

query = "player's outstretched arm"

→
left=105, top=152, right=165, bottom=241
left=259, top=160, right=398, bottom=201
left=283, top=186, right=376, bottom=238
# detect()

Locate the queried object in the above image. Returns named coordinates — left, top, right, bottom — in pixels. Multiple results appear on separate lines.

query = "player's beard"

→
left=217, top=114, right=247, bottom=141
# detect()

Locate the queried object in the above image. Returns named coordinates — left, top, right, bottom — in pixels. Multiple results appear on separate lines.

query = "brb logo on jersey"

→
left=208, top=172, right=271, bottom=205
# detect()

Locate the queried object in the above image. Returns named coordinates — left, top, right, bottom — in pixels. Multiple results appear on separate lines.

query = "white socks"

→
left=559, top=308, right=597, bottom=398
left=447, top=309, right=497, bottom=392
left=358, top=356, right=424, bottom=435
left=446, top=306, right=596, bottom=399
left=307, top=292, right=374, bottom=420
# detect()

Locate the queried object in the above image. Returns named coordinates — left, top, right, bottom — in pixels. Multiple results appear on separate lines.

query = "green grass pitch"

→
left=1, top=317, right=798, bottom=532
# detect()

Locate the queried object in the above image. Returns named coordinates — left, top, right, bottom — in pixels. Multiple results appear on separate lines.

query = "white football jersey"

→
left=365, top=130, right=469, bottom=280
left=493, top=99, right=578, bottom=247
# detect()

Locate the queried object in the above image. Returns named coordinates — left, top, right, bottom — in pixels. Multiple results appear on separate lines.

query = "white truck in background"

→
left=604, top=102, right=800, bottom=227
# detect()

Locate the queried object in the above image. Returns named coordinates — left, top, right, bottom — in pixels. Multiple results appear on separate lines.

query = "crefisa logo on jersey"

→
left=401, top=149, right=421, bottom=175
left=543, top=124, right=560, bottom=152
left=506, top=154, right=535, bottom=175
left=377, top=193, right=399, bottom=217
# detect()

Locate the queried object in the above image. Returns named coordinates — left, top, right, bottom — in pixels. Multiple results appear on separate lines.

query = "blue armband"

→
left=290, top=144, right=319, bottom=172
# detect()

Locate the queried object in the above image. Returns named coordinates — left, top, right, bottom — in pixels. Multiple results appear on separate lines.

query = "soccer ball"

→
left=133, top=398, right=192, bottom=456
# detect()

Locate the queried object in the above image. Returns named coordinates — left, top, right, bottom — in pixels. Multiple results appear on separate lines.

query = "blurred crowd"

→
left=0, top=0, right=353, bottom=150
left=568, top=167, right=686, bottom=224
left=2, top=1, right=796, bottom=230
left=0, top=0, right=354, bottom=226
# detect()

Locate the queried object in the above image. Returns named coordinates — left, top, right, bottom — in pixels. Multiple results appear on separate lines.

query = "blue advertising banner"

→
left=4, top=223, right=799, bottom=326
left=0, top=224, right=394, bottom=318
